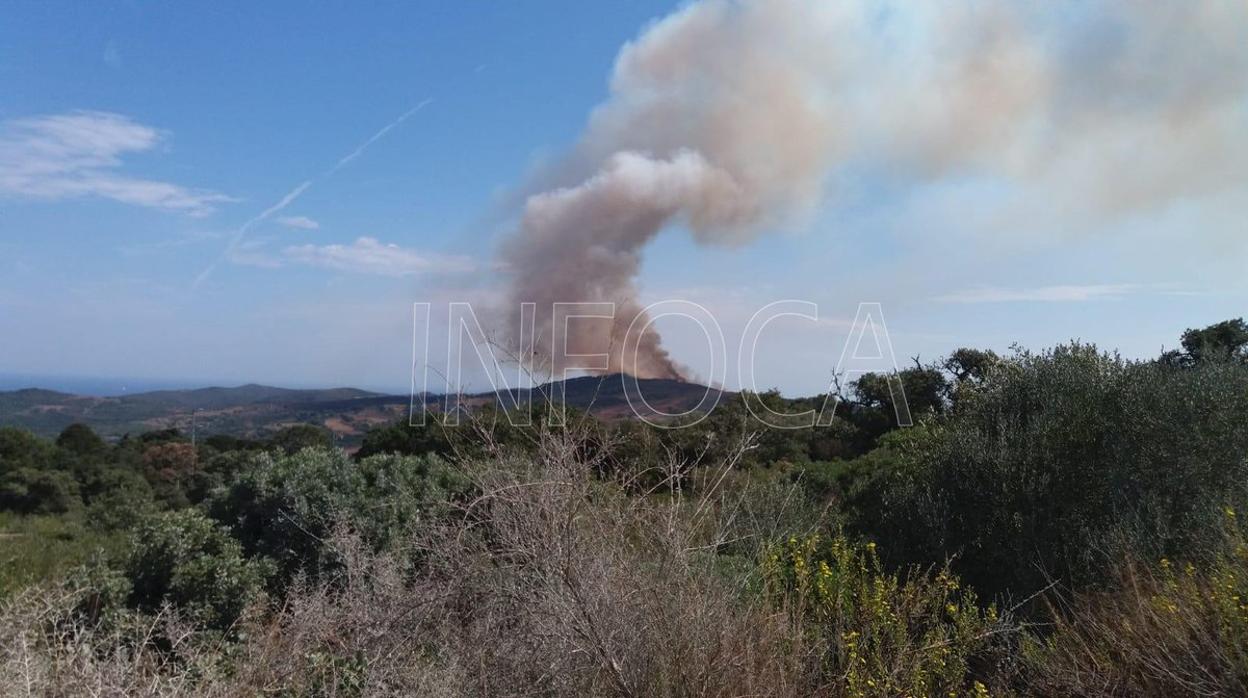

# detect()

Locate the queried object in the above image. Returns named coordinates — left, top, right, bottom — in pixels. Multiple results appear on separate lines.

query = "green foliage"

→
left=125, top=509, right=268, bottom=631
left=856, top=367, right=946, bottom=420
left=6, top=322, right=1248, bottom=692
left=1024, top=509, right=1248, bottom=696
left=207, top=448, right=472, bottom=591
left=0, top=427, right=59, bottom=474
left=1181, top=318, right=1248, bottom=364
left=874, top=342, right=1248, bottom=600
left=268, top=424, right=334, bottom=455
left=0, top=467, right=82, bottom=515
left=84, top=468, right=157, bottom=531
left=355, top=419, right=453, bottom=459
left=140, top=441, right=200, bottom=508
left=763, top=534, right=1008, bottom=697
left=202, top=433, right=264, bottom=453
left=61, top=553, right=133, bottom=628
left=0, top=513, right=127, bottom=601
left=791, top=428, right=924, bottom=534
left=55, top=423, right=107, bottom=457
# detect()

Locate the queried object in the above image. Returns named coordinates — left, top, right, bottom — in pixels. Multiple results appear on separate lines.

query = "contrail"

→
left=193, top=99, right=434, bottom=288
left=192, top=180, right=311, bottom=288
left=329, top=98, right=433, bottom=174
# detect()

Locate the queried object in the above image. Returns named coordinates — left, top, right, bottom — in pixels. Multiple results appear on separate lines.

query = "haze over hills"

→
left=0, top=374, right=724, bottom=444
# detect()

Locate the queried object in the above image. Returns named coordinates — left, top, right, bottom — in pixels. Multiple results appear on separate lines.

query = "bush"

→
left=355, top=420, right=453, bottom=459
left=763, top=534, right=1013, bottom=696
left=83, top=467, right=157, bottom=531
left=873, top=343, right=1248, bottom=601
left=1024, top=509, right=1248, bottom=696
left=268, top=424, right=333, bottom=455
left=125, top=509, right=267, bottom=631
left=206, top=448, right=471, bottom=592
left=0, top=468, right=82, bottom=514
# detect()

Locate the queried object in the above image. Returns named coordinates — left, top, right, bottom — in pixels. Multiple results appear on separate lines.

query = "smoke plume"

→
left=499, top=0, right=1248, bottom=380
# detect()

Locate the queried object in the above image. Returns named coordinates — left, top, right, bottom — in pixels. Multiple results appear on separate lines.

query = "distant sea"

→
left=0, top=373, right=411, bottom=398
left=0, top=374, right=207, bottom=397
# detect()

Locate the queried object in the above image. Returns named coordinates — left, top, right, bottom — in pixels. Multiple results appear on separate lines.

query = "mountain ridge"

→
left=0, top=374, right=725, bottom=444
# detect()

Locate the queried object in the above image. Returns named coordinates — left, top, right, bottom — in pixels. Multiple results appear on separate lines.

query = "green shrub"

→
left=83, top=468, right=157, bottom=531
left=0, top=513, right=127, bottom=601
left=874, top=343, right=1248, bottom=601
left=0, top=468, right=82, bottom=514
left=763, top=534, right=1011, bottom=696
left=206, top=448, right=471, bottom=592
left=1024, top=509, right=1248, bottom=696
left=268, top=424, right=334, bottom=455
left=125, top=509, right=267, bottom=631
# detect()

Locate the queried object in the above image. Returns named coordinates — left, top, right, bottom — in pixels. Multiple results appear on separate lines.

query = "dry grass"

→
left=1023, top=520, right=1248, bottom=697
left=1, top=426, right=814, bottom=697
left=9, top=418, right=1242, bottom=697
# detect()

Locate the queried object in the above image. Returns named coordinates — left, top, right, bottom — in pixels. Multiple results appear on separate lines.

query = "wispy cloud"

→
left=276, top=215, right=319, bottom=230
left=936, top=284, right=1140, bottom=304
left=195, top=100, right=432, bottom=288
left=0, top=110, right=232, bottom=216
left=228, top=238, right=283, bottom=269
left=193, top=180, right=311, bottom=287
left=120, top=229, right=226, bottom=256
left=283, top=237, right=475, bottom=276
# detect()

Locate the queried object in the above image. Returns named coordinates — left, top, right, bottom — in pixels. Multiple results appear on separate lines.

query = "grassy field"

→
left=0, top=512, right=126, bottom=601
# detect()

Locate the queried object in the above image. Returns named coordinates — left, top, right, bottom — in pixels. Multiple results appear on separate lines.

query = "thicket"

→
left=1, top=319, right=1246, bottom=696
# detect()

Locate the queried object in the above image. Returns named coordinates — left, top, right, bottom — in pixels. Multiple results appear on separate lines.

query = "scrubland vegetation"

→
left=3, top=320, right=1248, bottom=696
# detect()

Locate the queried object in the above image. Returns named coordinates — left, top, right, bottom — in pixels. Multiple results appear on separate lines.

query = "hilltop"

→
left=0, top=374, right=723, bottom=444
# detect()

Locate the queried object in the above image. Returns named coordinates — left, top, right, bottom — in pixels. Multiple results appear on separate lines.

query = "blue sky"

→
left=2, top=1, right=1246, bottom=396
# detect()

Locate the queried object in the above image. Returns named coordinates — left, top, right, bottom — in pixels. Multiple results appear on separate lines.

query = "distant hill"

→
left=0, top=375, right=723, bottom=445
left=481, top=374, right=725, bottom=420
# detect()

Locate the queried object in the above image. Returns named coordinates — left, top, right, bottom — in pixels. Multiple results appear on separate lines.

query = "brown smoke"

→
left=498, top=0, right=1248, bottom=380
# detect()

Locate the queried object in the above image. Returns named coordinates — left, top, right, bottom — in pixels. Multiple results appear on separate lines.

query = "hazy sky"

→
left=2, top=1, right=1246, bottom=396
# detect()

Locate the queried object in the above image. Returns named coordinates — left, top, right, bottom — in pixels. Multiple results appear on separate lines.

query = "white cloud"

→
left=283, top=237, right=475, bottom=276
left=276, top=215, right=319, bottom=230
left=936, top=284, right=1139, bottom=304
left=0, top=110, right=233, bottom=216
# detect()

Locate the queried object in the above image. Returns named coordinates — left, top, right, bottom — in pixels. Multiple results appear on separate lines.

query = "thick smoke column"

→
left=502, top=150, right=758, bottom=379
left=500, top=0, right=1248, bottom=379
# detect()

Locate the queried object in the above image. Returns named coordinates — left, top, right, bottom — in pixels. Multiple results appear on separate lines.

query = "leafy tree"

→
left=203, top=434, right=263, bottom=452
left=838, top=366, right=949, bottom=452
left=141, top=442, right=199, bottom=508
left=1180, top=318, right=1248, bottom=364
left=55, top=423, right=107, bottom=458
left=942, top=348, right=1001, bottom=385
left=0, top=427, right=57, bottom=474
left=268, top=424, right=333, bottom=455
left=0, top=467, right=82, bottom=514
left=941, top=347, right=1002, bottom=406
